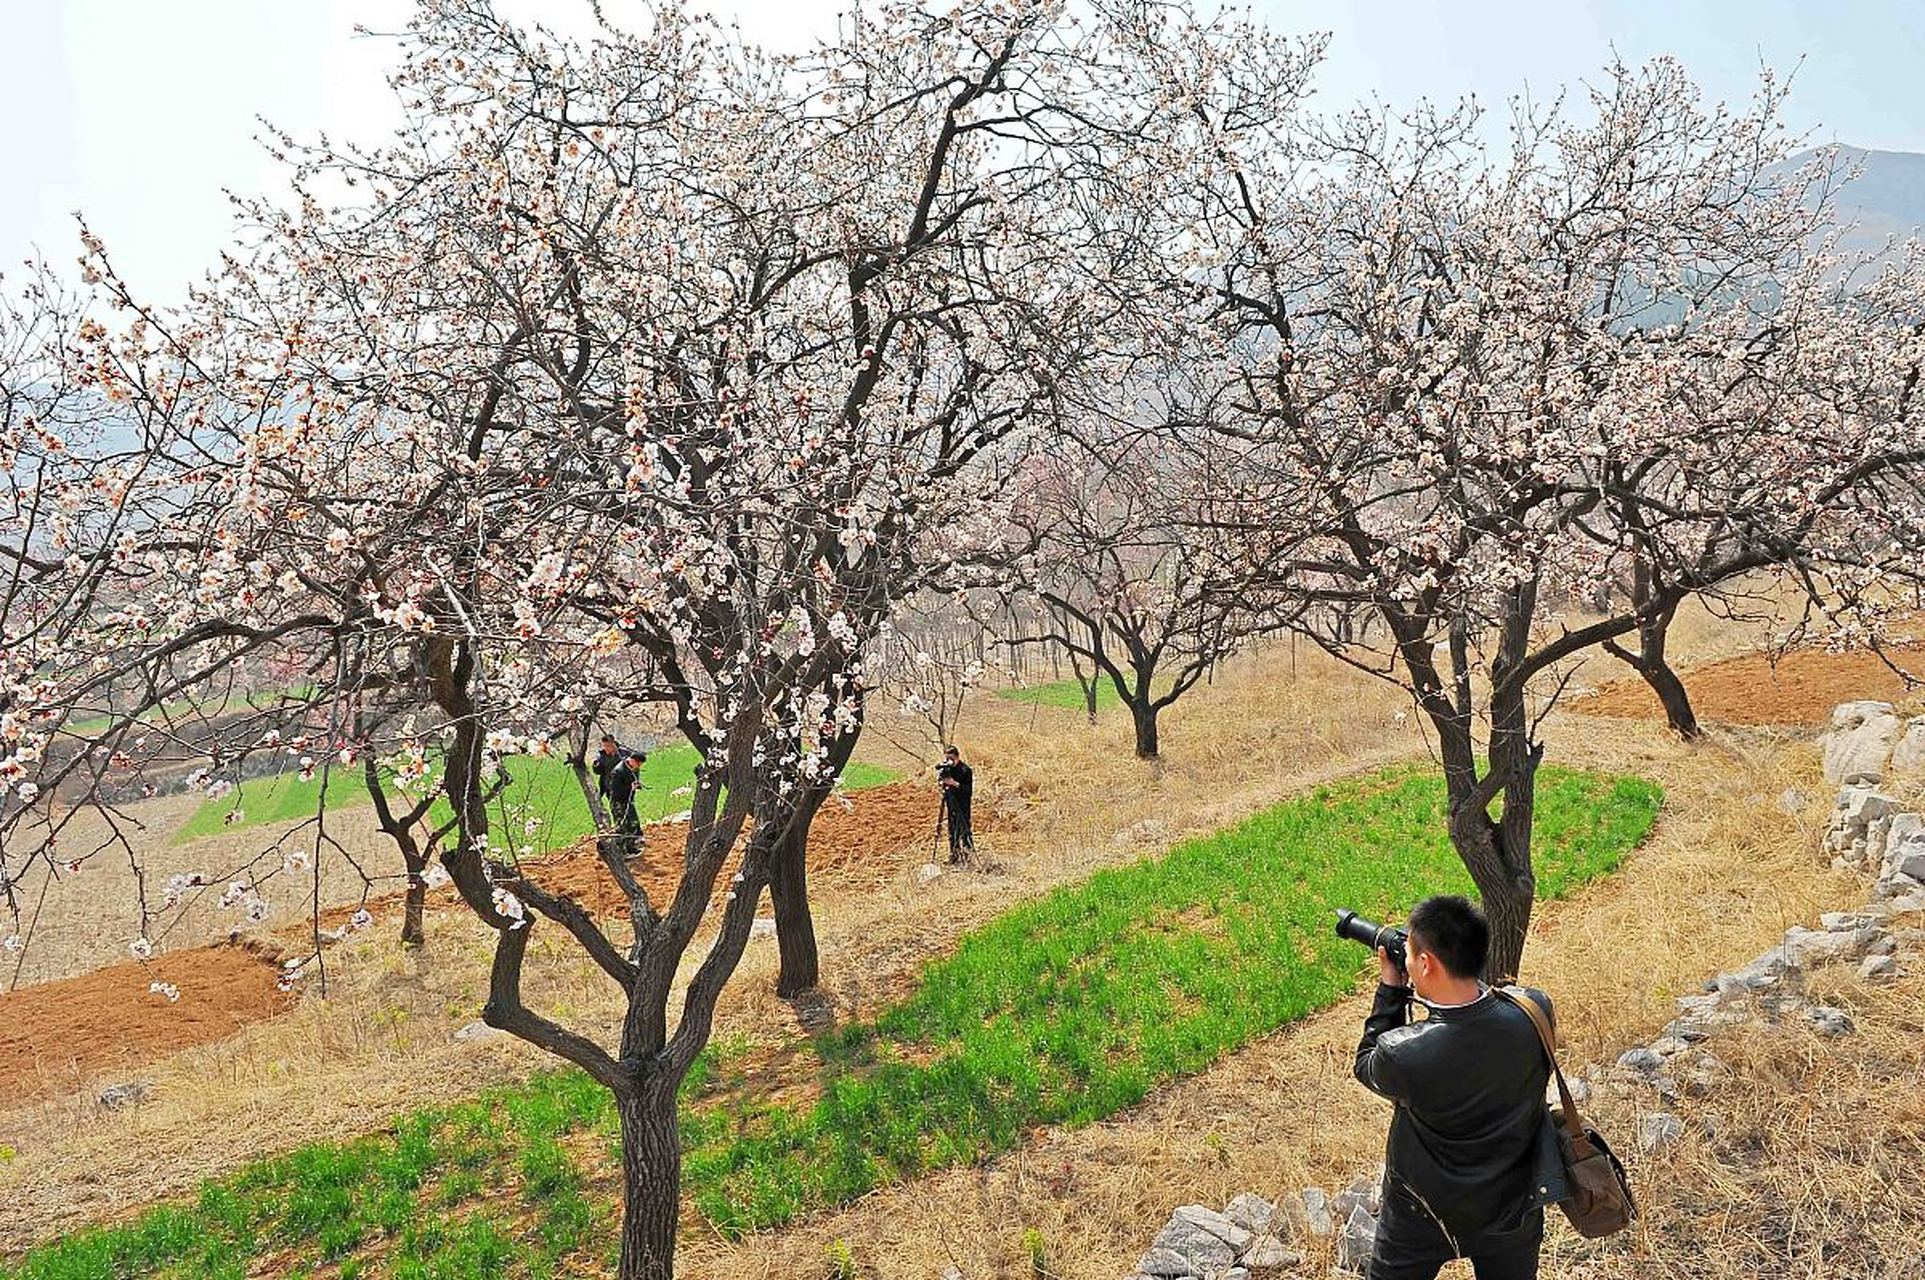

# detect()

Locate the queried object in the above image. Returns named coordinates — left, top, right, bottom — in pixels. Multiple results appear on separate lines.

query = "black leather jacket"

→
left=1355, top=982, right=1568, bottom=1259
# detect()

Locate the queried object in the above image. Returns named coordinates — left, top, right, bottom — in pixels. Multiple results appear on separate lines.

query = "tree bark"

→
left=769, top=819, right=819, bottom=997
left=401, top=865, right=427, bottom=948
left=615, top=1081, right=682, bottom=1280
left=1605, top=607, right=1701, bottom=739
left=1129, top=697, right=1160, bottom=759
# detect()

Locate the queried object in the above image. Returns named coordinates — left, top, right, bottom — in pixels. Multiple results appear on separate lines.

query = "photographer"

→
left=936, top=745, right=974, bottom=864
left=1353, top=896, right=1565, bottom=1280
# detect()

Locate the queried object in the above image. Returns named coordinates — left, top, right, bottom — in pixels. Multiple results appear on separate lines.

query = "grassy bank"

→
left=8, top=763, right=1660, bottom=1279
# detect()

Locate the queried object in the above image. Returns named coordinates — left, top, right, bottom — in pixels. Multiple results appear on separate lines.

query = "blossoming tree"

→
left=1113, top=51, right=1925, bottom=977
left=0, top=1, right=1233, bottom=1273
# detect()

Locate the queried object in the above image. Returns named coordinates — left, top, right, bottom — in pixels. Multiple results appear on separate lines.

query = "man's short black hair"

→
left=626, top=749, right=646, bottom=762
left=600, top=734, right=618, bottom=745
left=1407, top=895, right=1488, bottom=979
left=944, top=745, right=960, bottom=757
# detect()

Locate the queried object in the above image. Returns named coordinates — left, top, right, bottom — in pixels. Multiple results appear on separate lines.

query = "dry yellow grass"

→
left=683, top=713, right=1887, bottom=1280
left=9, top=627, right=1920, bottom=1280
left=0, top=642, right=1415, bottom=1251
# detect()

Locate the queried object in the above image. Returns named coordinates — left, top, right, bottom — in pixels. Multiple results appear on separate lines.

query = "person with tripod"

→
left=937, top=745, right=975, bottom=864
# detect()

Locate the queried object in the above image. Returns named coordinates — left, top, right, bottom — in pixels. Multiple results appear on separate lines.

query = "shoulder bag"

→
left=1494, top=984, right=1638, bottom=1239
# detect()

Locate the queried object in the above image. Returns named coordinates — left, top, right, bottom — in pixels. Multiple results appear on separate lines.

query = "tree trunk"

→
left=1628, top=608, right=1700, bottom=740
left=1607, top=575, right=1701, bottom=740
left=615, top=1082, right=681, bottom=1280
left=402, top=867, right=426, bottom=948
left=1445, top=815, right=1535, bottom=982
left=1130, top=698, right=1160, bottom=759
left=1638, top=652, right=1700, bottom=740
left=769, top=821, right=818, bottom=997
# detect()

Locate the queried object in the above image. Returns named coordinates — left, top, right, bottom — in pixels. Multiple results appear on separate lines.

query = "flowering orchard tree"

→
left=0, top=1, right=1243, bottom=1274
left=997, top=423, right=1302, bottom=758
left=1112, top=53, right=1925, bottom=977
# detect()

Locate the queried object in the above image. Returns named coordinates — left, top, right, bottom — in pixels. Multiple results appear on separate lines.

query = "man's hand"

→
left=1377, top=945, right=1408, bottom=988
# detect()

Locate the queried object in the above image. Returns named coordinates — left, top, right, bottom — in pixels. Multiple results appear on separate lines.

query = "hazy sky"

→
left=6, top=0, right=1923, bottom=304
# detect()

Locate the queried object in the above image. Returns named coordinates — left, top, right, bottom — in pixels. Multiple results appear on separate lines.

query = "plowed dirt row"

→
left=1571, top=645, right=1925, bottom=728
left=1, top=942, right=293, bottom=1098
left=0, top=781, right=943, bottom=1098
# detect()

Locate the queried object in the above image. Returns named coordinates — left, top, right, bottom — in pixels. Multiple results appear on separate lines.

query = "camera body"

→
left=1335, top=909, right=1407, bottom=970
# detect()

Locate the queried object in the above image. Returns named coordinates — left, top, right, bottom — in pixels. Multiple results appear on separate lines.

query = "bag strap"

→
left=1493, top=985, right=1585, bottom=1143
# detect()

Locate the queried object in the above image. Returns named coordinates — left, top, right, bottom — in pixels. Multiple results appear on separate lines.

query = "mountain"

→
left=1789, top=145, right=1925, bottom=253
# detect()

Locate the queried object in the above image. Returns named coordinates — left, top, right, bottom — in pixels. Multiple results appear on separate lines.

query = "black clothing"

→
left=938, top=759, right=974, bottom=862
left=1367, top=1228, right=1540, bottom=1280
left=1355, top=982, right=1565, bottom=1273
left=605, top=758, right=643, bottom=834
left=592, top=747, right=623, bottom=797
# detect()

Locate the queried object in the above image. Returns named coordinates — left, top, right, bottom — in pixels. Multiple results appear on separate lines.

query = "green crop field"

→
left=996, top=677, right=1117, bottom=710
left=175, top=748, right=896, bottom=848
left=10, top=764, right=1660, bottom=1279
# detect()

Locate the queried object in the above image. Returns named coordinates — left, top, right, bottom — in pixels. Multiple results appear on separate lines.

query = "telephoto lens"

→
left=1334, top=909, right=1407, bottom=970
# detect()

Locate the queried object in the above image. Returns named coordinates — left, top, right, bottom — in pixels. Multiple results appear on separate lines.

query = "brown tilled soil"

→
left=1571, top=645, right=1925, bottom=728
left=0, top=782, right=949, bottom=1104
left=0, top=940, right=293, bottom=1098
left=528, top=780, right=961, bottom=917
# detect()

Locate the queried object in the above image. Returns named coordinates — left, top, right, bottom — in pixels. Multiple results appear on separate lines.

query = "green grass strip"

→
left=994, top=677, right=1134, bottom=711
left=5, top=763, right=1659, bottom=1277
left=175, top=747, right=896, bottom=846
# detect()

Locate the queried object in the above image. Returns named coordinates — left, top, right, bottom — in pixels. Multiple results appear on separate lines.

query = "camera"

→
left=1335, top=909, right=1407, bottom=970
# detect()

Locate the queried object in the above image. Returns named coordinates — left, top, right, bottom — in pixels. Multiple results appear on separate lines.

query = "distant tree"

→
left=1002, top=426, right=1299, bottom=759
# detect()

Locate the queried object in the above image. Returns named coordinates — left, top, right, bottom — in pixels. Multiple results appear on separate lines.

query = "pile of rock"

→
left=1120, top=1176, right=1385, bottom=1279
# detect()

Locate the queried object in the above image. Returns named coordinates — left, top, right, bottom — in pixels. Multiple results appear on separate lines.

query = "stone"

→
left=1891, top=717, right=1925, bottom=778
left=453, top=1020, right=506, bottom=1043
left=1646, top=1036, right=1690, bottom=1057
left=1296, top=1187, right=1334, bottom=1237
left=1663, top=1018, right=1711, bottom=1044
left=1137, top=1247, right=1200, bottom=1278
left=1239, top=1234, right=1300, bottom=1269
left=1331, top=1179, right=1371, bottom=1220
left=1822, top=702, right=1903, bottom=784
left=749, top=917, right=777, bottom=939
left=1883, top=810, right=1925, bottom=851
left=1677, top=1053, right=1729, bottom=1097
left=1337, top=1205, right=1378, bottom=1273
left=1675, top=993, right=1722, bottom=1016
left=1893, top=843, right=1925, bottom=885
left=1147, top=1212, right=1237, bottom=1271
left=97, top=1080, right=151, bottom=1109
left=1172, top=1204, right=1252, bottom=1252
left=1822, top=911, right=1878, bottom=932
left=917, top=862, right=945, bottom=885
left=1785, top=924, right=1881, bottom=967
left=940, top=1269, right=962, bottom=1280
left=1779, top=787, right=1810, bottom=815
left=1860, top=953, right=1898, bottom=982
left=1837, top=785, right=1901, bottom=829
left=1637, top=1112, right=1684, bottom=1153
left=1803, top=1005, right=1856, bottom=1037
left=1616, top=1046, right=1663, bottom=1073
left=1223, top=1192, right=1277, bottom=1236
